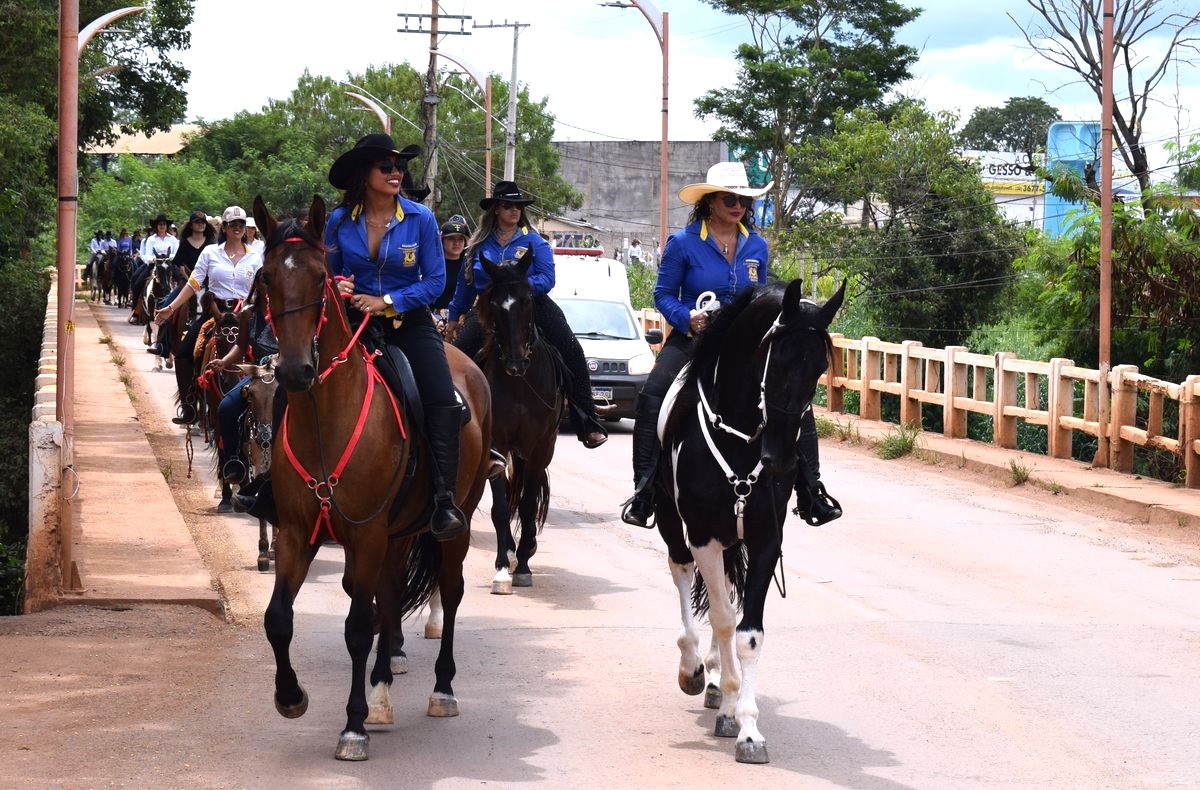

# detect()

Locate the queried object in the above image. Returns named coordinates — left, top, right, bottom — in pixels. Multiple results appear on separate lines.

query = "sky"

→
left=176, top=0, right=1200, bottom=171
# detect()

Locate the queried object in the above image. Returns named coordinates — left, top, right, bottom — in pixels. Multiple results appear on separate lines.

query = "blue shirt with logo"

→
left=447, top=226, right=555, bottom=321
left=654, top=219, right=768, bottom=334
left=324, top=197, right=445, bottom=314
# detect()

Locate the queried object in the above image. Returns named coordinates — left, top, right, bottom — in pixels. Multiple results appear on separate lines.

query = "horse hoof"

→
left=366, top=705, right=394, bottom=726
left=217, top=498, right=233, bottom=514
left=491, top=578, right=513, bottom=595
left=391, top=654, right=408, bottom=675
left=678, top=666, right=705, bottom=696
left=257, top=556, right=271, bottom=573
left=735, top=739, right=769, bottom=764
left=427, top=692, right=460, bottom=718
left=714, top=714, right=738, bottom=738
left=512, top=573, right=533, bottom=588
left=423, top=621, right=443, bottom=640
left=334, top=731, right=369, bottom=761
left=704, top=684, right=722, bottom=709
left=274, top=687, right=309, bottom=719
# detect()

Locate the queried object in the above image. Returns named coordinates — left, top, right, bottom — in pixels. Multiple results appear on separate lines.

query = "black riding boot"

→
left=793, top=409, right=842, bottom=526
left=426, top=404, right=468, bottom=542
left=621, top=391, right=664, bottom=528
left=233, top=474, right=276, bottom=523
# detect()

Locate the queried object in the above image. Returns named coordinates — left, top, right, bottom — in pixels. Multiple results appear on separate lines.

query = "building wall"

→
left=550, top=140, right=727, bottom=257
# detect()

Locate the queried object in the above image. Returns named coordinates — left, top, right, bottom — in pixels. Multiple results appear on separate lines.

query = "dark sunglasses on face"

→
left=226, top=220, right=246, bottom=228
left=498, top=201, right=521, bottom=211
left=375, top=160, right=403, bottom=174
left=719, top=194, right=754, bottom=209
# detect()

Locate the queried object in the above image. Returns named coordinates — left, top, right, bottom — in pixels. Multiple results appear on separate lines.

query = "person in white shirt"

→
left=141, top=214, right=179, bottom=264
left=154, top=206, right=263, bottom=425
left=244, top=217, right=265, bottom=254
left=628, top=238, right=643, bottom=265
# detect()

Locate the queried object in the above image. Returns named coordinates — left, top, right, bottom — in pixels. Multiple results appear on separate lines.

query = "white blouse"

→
left=187, top=243, right=263, bottom=301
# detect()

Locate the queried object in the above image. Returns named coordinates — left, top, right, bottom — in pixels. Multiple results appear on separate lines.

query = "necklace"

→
left=365, top=216, right=391, bottom=229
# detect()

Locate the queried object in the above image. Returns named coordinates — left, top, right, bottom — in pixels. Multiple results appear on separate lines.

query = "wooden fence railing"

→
left=632, top=310, right=1200, bottom=489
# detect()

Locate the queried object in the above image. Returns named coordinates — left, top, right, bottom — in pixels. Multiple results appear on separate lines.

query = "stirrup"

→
left=487, top=448, right=507, bottom=479
left=793, top=481, right=842, bottom=526
left=620, top=489, right=656, bottom=529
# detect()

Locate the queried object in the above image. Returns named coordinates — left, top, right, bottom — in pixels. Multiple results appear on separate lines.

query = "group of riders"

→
left=106, top=133, right=840, bottom=545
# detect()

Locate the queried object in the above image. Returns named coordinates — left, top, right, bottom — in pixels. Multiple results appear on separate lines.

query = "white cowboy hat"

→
left=678, top=161, right=773, bottom=205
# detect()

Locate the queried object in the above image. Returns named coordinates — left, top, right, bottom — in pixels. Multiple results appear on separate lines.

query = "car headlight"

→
left=627, top=352, right=655, bottom=376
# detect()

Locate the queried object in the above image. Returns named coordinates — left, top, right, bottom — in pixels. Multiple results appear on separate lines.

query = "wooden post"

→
left=899, top=340, right=922, bottom=427
left=827, top=333, right=845, bottom=413
left=993, top=352, right=1017, bottom=448
left=1046, top=358, right=1075, bottom=459
left=861, top=337, right=881, bottom=421
left=1109, top=363, right=1139, bottom=472
left=1182, top=374, right=1199, bottom=488
left=943, top=346, right=967, bottom=439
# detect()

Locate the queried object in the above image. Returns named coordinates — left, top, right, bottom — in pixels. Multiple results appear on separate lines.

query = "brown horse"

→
left=197, top=309, right=243, bottom=511
left=236, top=356, right=279, bottom=572
left=476, top=249, right=565, bottom=593
left=253, top=195, right=492, bottom=762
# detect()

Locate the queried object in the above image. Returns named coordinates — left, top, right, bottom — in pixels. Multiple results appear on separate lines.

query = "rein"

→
left=270, top=259, right=407, bottom=544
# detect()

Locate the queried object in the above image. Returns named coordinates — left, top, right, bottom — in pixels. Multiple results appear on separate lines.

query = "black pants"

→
left=455, top=295, right=600, bottom=421
left=642, top=331, right=692, bottom=401
left=367, top=307, right=457, bottom=409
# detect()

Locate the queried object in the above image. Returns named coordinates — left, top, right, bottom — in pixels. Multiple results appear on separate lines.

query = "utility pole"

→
left=397, top=5, right=471, bottom=205
left=475, top=19, right=528, bottom=182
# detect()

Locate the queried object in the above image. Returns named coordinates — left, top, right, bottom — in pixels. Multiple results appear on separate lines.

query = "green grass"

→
left=1009, top=459, right=1032, bottom=486
left=98, top=335, right=112, bottom=345
left=876, top=422, right=921, bottom=460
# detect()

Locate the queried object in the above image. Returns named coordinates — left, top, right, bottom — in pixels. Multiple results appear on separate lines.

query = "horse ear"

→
left=781, top=278, right=807, bottom=321
left=817, top=279, right=847, bottom=329
left=308, top=195, right=326, bottom=238
left=480, top=250, right=499, bottom=280
left=252, top=196, right=275, bottom=240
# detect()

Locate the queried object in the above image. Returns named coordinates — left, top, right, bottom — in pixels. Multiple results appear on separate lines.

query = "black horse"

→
left=653, top=278, right=844, bottom=764
left=476, top=248, right=565, bottom=593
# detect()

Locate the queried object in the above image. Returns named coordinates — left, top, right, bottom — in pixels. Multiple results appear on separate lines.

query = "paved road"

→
left=87, top=300, right=1200, bottom=787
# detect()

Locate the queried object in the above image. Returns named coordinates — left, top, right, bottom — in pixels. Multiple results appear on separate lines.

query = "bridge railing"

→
left=632, top=309, right=1199, bottom=488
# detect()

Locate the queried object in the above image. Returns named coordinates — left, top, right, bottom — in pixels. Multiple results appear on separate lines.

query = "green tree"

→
left=182, top=64, right=580, bottom=221
left=790, top=103, right=1024, bottom=347
left=695, top=0, right=921, bottom=230
left=958, top=96, right=1061, bottom=160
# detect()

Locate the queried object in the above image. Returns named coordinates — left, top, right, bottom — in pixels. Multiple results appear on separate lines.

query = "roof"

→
left=85, top=124, right=201, bottom=156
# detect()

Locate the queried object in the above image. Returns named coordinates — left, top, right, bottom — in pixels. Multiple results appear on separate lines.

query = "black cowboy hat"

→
left=328, top=133, right=421, bottom=190
left=401, top=169, right=431, bottom=202
left=150, top=213, right=170, bottom=226
left=479, top=180, right=535, bottom=210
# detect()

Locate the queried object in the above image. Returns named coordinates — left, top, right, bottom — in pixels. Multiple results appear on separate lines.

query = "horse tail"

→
left=506, top=457, right=551, bottom=535
left=689, top=541, right=748, bottom=617
left=397, top=531, right=442, bottom=618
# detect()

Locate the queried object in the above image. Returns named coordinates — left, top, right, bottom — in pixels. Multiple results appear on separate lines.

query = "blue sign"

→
left=1044, top=121, right=1100, bottom=238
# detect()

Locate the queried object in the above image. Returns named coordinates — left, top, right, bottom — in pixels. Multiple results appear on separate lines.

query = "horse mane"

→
left=264, top=217, right=323, bottom=253
left=682, top=283, right=783, bottom=391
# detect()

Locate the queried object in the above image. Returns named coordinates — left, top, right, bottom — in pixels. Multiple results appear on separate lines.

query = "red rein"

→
left=272, top=256, right=406, bottom=545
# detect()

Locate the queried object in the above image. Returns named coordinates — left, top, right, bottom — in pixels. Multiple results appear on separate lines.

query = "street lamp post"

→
left=56, top=3, right=144, bottom=588
left=430, top=50, right=493, bottom=189
left=603, top=0, right=668, bottom=254
left=344, top=91, right=392, bottom=135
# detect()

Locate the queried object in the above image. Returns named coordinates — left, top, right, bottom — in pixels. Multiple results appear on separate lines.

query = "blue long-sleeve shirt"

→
left=447, top=226, right=555, bottom=321
left=653, top=219, right=768, bottom=334
left=324, top=197, right=445, bottom=315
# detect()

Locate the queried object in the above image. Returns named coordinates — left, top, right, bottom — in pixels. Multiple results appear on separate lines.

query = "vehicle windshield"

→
left=556, top=299, right=640, bottom=340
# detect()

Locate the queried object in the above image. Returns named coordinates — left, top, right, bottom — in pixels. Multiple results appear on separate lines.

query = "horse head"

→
left=253, top=194, right=331, bottom=393
left=479, top=243, right=536, bottom=377
left=756, top=279, right=845, bottom=475
left=150, top=256, right=172, bottom=295
left=237, top=356, right=279, bottom=479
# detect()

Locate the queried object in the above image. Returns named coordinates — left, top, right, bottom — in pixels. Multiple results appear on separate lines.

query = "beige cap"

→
left=222, top=205, right=247, bottom=223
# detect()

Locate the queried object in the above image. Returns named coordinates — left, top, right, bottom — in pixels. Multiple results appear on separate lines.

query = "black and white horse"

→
left=653, top=279, right=844, bottom=764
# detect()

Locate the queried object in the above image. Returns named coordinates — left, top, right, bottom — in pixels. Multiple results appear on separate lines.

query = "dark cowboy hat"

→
left=440, top=214, right=469, bottom=237
left=401, top=169, right=431, bottom=202
left=150, top=213, right=170, bottom=226
left=328, top=133, right=421, bottom=190
left=479, top=180, right=535, bottom=210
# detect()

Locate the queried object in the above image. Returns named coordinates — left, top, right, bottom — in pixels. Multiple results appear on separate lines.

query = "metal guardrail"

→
left=633, top=309, right=1200, bottom=488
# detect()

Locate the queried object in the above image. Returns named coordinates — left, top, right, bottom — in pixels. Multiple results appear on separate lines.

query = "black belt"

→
left=214, top=297, right=240, bottom=312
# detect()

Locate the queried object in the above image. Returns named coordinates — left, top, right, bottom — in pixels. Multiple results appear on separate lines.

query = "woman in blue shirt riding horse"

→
left=621, top=162, right=842, bottom=529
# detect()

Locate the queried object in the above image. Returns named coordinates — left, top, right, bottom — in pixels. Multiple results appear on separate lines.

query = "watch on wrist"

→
left=382, top=293, right=393, bottom=307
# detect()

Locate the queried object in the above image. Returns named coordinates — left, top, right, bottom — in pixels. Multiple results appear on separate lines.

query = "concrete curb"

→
left=57, top=301, right=222, bottom=615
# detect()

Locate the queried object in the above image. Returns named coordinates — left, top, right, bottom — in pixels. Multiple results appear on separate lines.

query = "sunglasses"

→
left=497, top=201, right=523, bottom=211
left=718, top=194, right=754, bottom=209
left=375, top=160, right=403, bottom=175
left=226, top=220, right=246, bottom=228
